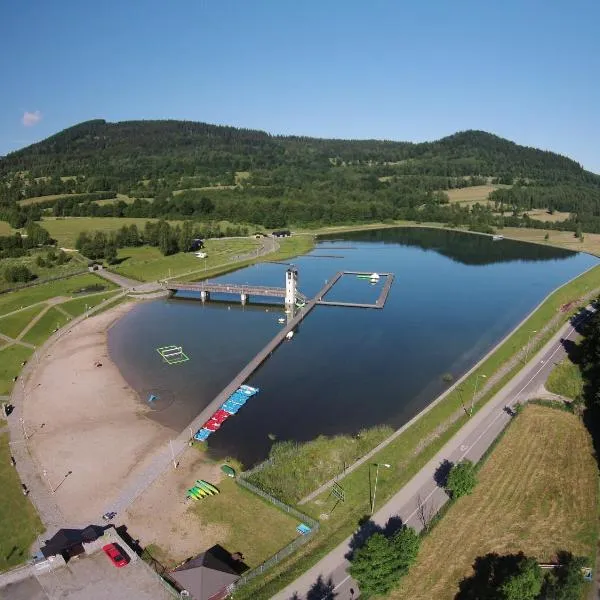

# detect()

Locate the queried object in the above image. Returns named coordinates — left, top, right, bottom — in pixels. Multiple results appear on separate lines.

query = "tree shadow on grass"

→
left=455, top=552, right=526, bottom=600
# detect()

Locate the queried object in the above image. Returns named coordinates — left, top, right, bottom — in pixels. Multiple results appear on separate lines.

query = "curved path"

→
left=273, top=311, right=588, bottom=600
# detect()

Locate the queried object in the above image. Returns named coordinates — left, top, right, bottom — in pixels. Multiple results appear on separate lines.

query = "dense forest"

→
left=1, top=119, right=599, bottom=231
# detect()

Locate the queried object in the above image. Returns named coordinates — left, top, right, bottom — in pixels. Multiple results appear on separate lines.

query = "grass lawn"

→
left=21, top=307, right=72, bottom=347
left=0, top=433, right=44, bottom=571
left=0, top=221, right=12, bottom=235
left=0, top=305, right=45, bottom=339
left=0, top=273, right=115, bottom=317
left=525, top=208, right=571, bottom=223
left=39, top=217, right=182, bottom=248
left=190, top=477, right=300, bottom=568
left=60, top=290, right=122, bottom=318
left=18, top=193, right=86, bottom=206
left=0, top=345, right=34, bottom=395
left=235, top=263, right=600, bottom=600
left=112, top=238, right=260, bottom=281
left=391, top=405, right=598, bottom=600
left=546, top=356, right=585, bottom=400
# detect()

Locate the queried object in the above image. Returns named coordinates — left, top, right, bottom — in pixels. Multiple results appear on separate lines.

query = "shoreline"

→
left=22, top=301, right=174, bottom=524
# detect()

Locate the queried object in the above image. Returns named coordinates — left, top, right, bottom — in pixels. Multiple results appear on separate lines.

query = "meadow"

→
left=391, top=404, right=597, bottom=599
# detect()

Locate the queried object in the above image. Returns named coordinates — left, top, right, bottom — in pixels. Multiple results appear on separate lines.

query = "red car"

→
left=102, top=543, right=129, bottom=568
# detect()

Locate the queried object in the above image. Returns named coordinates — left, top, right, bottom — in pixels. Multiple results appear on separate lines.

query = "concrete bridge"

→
left=163, top=267, right=307, bottom=306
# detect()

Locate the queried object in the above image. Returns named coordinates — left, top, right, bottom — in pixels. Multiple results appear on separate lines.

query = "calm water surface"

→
left=108, top=228, right=598, bottom=465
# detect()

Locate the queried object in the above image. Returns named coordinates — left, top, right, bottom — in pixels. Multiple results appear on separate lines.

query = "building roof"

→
left=40, top=526, right=104, bottom=558
left=170, top=551, right=240, bottom=600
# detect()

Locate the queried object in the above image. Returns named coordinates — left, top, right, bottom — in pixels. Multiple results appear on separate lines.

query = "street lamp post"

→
left=371, top=463, right=391, bottom=515
left=524, top=330, right=538, bottom=363
left=470, top=374, right=487, bottom=416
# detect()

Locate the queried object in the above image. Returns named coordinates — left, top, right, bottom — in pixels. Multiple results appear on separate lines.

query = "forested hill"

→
left=1, top=119, right=595, bottom=185
left=1, top=119, right=600, bottom=232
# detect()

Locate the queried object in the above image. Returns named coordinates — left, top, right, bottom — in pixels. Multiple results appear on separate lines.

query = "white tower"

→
left=285, top=267, right=298, bottom=308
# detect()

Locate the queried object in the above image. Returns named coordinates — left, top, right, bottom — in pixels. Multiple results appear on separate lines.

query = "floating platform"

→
left=193, top=385, right=259, bottom=442
left=156, top=345, right=190, bottom=365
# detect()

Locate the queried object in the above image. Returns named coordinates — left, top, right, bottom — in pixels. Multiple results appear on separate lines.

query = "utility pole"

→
left=470, top=374, right=487, bottom=416
left=371, top=463, right=391, bottom=515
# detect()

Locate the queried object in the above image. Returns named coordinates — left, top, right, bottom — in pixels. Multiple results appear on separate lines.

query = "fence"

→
left=140, top=549, right=182, bottom=599
left=232, top=476, right=319, bottom=588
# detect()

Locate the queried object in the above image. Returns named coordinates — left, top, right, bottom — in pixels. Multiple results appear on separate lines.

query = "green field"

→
left=39, top=217, right=182, bottom=248
left=392, top=405, right=597, bottom=600
left=60, top=290, right=122, bottom=317
left=0, top=273, right=115, bottom=317
left=112, top=238, right=260, bottom=281
left=0, top=251, right=86, bottom=291
left=0, top=345, right=34, bottom=395
left=21, top=307, right=72, bottom=347
left=191, top=477, right=299, bottom=568
left=236, top=263, right=600, bottom=600
left=546, top=356, right=585, bottom=400
left=0, top=305, right=45, bottom=339
left=18, top=192, right=85, bottom=206
left=0, top=433, right=44, bottom=571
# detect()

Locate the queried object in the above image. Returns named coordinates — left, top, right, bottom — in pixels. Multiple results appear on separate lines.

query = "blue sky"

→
left=1, top=0, right=599, bottom=171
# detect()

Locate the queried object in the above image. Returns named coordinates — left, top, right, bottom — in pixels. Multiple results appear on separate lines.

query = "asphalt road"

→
left=274, top=312, right=585, bottom=600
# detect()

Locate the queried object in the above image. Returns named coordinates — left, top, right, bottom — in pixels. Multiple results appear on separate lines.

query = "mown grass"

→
left=546, top=355, right=585, bottom=400
left=0, top=305, right=45, bottom=339
left=111, top=238, right=260, bottom=281
left=190, top=477, right=299, bottom=568
left=391, top=405, right=598, bottom=600
left=0, top=433, right=44, bottom=571
left=21, top=307, right=72, bottom=347
left=234, top=263, right=600, bottom=599
left=247, top=426, right=393, bottom=504
left=39, top=217, right=182, bottom=248
left=0, top=221, right=12, bottom=235
left=60, top=290, right=122, bottom=317
left=0, top=345, right=34, bottom=395
left=0, top=273, right=114, bottom=317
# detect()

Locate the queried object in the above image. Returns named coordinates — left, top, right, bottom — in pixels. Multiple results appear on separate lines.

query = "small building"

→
left=169, top=547, right=244, bottom=600
left=271, top=230, right=291, bottom=238
left=40, top=526, right=104, bottom=561
left=191, top=239, right=204, bottom=251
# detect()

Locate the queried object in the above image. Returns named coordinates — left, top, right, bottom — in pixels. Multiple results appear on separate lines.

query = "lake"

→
left=108, top=228, right=598, bottom=466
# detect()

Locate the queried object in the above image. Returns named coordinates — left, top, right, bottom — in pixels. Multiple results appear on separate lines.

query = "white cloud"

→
left=22, top=110, right=42, bottom=127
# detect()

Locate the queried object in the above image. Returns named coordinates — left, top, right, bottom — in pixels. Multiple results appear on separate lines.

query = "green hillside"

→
left=1, top=119, right=599, bottom=231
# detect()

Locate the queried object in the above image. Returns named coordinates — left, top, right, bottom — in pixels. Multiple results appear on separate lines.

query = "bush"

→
left=4, top=265, right=35, bottom=283
left=446, top=459, right=477, bottom=499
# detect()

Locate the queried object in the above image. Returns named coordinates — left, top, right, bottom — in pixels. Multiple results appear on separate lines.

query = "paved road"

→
left=274, top=313, right=585, bottom=600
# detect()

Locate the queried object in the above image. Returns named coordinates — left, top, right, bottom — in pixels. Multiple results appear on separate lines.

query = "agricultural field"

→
left=444, top=185, right=506, bottom=205
left=0, top=433, right=44, bottom=571
left=111, top=238, right=261, bottom=281
left=390, top=404, right=598, bottom=600
left=525, top=208, right=572, bottom=223
left=38, top=217, right=181, bottom=248
left=0, top=221, right=12, bottom=235
left=18, top=192, right=84, bottom=206
left=501, top=227, right=600, bottom=257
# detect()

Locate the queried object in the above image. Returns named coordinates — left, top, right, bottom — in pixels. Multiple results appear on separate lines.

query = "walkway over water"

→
left=316, top=271, right=394, bottom=309
left=164, top=281, right=309, bottom=303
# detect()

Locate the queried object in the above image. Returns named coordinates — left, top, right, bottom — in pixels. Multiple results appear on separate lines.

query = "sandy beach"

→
left=24, top=302, right=173, bottom=524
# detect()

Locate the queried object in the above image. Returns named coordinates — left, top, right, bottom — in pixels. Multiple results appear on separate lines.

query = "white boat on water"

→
left=285, top=331, right=294, bottom=340
left=278, top=317, right=285, bottom=324
left=492, top=235, right=504, bottom=241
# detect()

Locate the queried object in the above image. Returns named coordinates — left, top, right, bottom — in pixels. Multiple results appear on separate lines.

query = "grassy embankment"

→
left=0, top=272, right=122, bottom=570
left=391, top=404, right=598, bottom=600
left=546, top=355, right=585, bottom=400
left=235, top=263, right=600, bottom=599
left=111, top=238, right=261, bottom=281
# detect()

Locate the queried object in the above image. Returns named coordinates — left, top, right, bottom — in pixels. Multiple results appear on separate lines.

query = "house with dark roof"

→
left=169, top=547, right=244, bottom=600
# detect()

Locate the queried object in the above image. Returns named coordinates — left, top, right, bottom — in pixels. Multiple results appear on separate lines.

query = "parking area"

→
left=0, top=551, right=175, bottom=600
